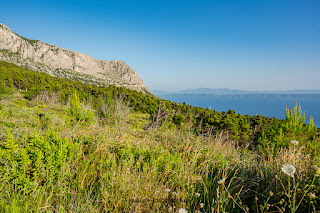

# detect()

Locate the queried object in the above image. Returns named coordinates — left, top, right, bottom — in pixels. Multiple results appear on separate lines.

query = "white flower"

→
left=281, top=164, right=296, bottom=177
left=178, top=208, right=188, bottom=213
left=164, top=188, right=171, bottom=192
left=217, top=178, right=226, bottom=185
left=172, top=191, right=178, bottom=195
left=200, top=203, right=205, bottom=208
left=195, top=192, right=201, bottom=197
left=308, top=192, right=316, bottom=199
left=290, top=140, right=299, bottom=146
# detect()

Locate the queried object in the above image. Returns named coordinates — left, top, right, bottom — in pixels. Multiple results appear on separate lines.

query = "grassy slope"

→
left=0, top=88, right=320, bottom=212
left=0, top=60, right=320, bottom=212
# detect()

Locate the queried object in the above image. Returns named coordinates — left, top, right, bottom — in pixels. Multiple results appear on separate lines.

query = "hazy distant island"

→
left=153, top=88, right=320, bottom=96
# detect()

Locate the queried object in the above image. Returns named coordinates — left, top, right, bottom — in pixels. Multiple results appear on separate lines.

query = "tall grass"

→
left=0, top=91, right=319, bottom=212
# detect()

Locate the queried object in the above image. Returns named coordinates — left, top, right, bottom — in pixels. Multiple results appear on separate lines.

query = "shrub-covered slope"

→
left=1, top=61, right=320, bottom=212
left=2, top=60, right=317, bottom=148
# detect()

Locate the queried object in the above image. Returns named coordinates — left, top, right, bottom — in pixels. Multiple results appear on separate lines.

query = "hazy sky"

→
left=1, top=0, right=320, bottom=91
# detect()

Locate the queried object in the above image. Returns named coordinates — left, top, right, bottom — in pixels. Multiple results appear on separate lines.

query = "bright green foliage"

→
left=283, top=104, right=318, bottom=139
left=0, top=80, right=13, bottom=95
left=258, top=104, right=319, bottom=156
left=0, top=130, right=80, bottom=194
left=0, top=61, right=320, bottom=212
left=67, top=91, right=95, bottom=124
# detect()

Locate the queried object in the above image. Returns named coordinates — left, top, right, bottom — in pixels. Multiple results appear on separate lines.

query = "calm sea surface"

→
left=158, top=94, right=320, bottom=127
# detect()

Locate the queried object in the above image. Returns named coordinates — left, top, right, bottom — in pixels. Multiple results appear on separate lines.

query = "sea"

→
left=158, top=94, right=320, bottom=128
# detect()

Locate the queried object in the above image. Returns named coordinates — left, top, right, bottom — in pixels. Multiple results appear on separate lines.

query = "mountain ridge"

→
left=0, top=23, right=152, bottom=94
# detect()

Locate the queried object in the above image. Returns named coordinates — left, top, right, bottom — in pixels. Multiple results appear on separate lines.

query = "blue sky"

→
left=1, top=0, right=320, bottom=91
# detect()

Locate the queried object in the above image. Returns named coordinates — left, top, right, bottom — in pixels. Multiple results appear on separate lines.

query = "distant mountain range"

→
left=153, top=88, right=320, bottom=96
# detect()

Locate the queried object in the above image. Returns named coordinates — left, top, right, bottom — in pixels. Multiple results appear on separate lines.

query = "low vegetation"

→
left=0, top=61, right=320, bottom=212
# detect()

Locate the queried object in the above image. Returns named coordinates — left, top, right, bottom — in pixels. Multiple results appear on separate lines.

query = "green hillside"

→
left=1, top=61, right=320, bottom=212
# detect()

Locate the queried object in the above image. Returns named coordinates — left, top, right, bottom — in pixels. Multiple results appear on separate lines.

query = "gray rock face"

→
left=0, top=23, right=151, bottom=94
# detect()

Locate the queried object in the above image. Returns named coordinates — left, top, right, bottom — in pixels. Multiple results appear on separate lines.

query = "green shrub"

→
left=67, top=91, right=95, bottom=125
left=0, top=80, right=13, bottom=96
left=0, top=130, right=80, bottom=193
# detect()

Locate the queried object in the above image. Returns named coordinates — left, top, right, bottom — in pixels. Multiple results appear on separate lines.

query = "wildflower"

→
left=290, top=140, right=299, bottom=146
left=308, top=192, right=316, bottom=200
left=217, top=178, right=226, bottom=185
left=172, top=191, right=178, bottom=195
left=195, top=192, right=201, bottom=197
left=178, top=208, right=188, bottom=213
left=281, top=164, right=296, bottom=177
left=200, top=203, right=205, bottom=208
left=314, top=167, right=320, bottom=176
left=164, top=188, right=171, bottom=192
left=279, top=199, right=283, bottom=205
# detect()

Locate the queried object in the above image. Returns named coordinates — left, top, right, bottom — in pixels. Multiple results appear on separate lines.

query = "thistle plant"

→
left=280, top=164, right=317, bottom=213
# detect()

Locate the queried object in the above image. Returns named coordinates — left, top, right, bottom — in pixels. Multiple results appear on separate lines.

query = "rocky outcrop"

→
left=0, top=23, right=151, bottom=94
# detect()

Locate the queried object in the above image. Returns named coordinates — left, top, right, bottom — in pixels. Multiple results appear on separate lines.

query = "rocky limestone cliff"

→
left=0, top=23, right=151, bottom=94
